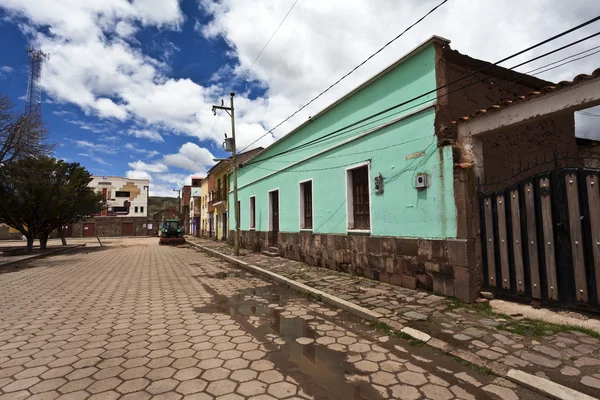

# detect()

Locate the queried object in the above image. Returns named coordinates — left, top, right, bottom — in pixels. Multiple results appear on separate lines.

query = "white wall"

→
left=90, top=176, right=149, bottom=217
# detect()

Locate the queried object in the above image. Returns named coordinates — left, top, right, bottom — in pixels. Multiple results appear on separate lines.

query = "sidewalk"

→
left=0, top=244, right=85, bottom=268
left=187, top=237, right=600, bottom=398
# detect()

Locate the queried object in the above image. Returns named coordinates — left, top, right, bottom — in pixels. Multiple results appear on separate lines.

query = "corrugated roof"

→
left=453, top=67, right=600, bottom=124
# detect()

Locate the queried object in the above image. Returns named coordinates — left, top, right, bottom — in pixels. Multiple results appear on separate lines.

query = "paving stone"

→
left=390, top=384, right=420, bottom=400
left=453, top=334, right=472, bottom=341
left=574, top=357, right=600, bottom=367
left=581, top=376, right=600, bottom=390
left=420, top=384, right=453, bottom=400
left=519, top=351, right=562, bottom=368
left=482, top=384, right=518, bottom=400
left=402, top=311, right=428, bottom=321
left=560, top=366, right=580, bottom=376
left=397, top=371, right=427, bottom=386
left=450, top=385, right=476, bottom=400
left=476, top=349, right=502, bottom=360
left=532, top=345, right=561, bottom=359
left=455, top=372, right=482, bottom=388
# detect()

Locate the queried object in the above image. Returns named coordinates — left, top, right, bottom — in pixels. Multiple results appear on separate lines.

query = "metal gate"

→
left=479, top=154, right=600, bottom=311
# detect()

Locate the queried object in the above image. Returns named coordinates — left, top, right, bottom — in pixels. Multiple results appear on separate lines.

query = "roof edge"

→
left=246, top=35, right=451, bottom=164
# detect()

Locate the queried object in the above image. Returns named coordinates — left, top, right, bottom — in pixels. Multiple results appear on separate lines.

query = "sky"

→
left=0, top=0, right=599, bottom=197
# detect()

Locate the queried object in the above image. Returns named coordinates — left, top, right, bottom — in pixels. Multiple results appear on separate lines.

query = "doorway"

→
left=62, top=223, right=73, bottom=237
left=122, top=222, right=134, bottom=236
left=83, top=223, right=95, bottom=237
left=222, top=212, right=228, bottom=240
left=269, top=190, right=279, bottom=247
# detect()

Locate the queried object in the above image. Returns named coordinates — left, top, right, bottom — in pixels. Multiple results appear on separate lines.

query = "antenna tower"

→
left=25, top=48, right=48, bottom=115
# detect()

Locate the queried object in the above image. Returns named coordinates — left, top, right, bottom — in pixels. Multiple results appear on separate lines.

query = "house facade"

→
left=228, top=36, right=562, bottom=302
left=200, top=177, right=210, bottom=237
left=71, top=176, right=152, bottom=237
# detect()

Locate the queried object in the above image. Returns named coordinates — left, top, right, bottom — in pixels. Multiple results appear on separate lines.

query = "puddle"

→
left=195, top=285, right=383, bottom=400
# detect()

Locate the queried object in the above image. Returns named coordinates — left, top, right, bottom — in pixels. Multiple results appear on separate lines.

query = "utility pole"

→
left=212, top=92, right=239, bottom=256
left=173, top=189, right=181, bottom=222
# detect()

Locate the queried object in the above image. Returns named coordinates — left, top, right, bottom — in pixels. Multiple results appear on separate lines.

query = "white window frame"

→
left=298, top=178, right=314, bottom=231
left=249, top=195, right=256, bottom=230
left=268, top=188, right=280, bottom=231
left=345, top=161, right=372, bottom=233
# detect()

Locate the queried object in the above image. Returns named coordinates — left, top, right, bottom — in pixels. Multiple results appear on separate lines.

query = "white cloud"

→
left=0, top=66, right=13, bottom=78
left=161, top=142, right=215, bottom=172
left=126, top=169, right=152, bottom=181
left=71, top=139, right=117, bottom=154
left=78, top=153, right=112, bottom=166
left=128, top=160, right=168, bottom=172
left=124, top=143, right=160, bottom=158
left=127, top=128, right=164, bottom=142
left=2, top=0, right=599, bottom=165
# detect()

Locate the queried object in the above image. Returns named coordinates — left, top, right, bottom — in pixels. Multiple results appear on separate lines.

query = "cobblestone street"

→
left=0, top=238, right=547, bottom=399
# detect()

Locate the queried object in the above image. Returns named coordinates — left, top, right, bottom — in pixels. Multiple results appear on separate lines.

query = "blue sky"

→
left=1, top=0, right=599, bottom=196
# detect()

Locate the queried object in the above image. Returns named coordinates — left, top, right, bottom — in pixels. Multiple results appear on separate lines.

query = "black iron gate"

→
left=479, top=154, right=600, bottom=311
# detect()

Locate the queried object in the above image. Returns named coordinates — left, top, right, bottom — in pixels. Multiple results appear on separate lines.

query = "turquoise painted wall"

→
left=230, top=44, right=457, bottom=239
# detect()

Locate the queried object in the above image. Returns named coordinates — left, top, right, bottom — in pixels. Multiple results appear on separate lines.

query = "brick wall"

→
left=72, top=217, right=158, bottom=237
left=230, top=230, right=476, bottom=302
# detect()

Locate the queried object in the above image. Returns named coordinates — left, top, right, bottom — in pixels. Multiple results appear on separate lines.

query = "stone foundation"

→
left=71, top=217, right=158, bottom=237
left=229, top=230, right=477, bottom=302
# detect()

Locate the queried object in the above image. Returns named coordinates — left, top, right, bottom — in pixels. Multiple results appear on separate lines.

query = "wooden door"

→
left=63, top=223, right=73, bottom=237
left=122, top=222, right=134, bottom=236
left=83, top=223, right=95, bottom=237
left=271, top=191, right=279, bottom=247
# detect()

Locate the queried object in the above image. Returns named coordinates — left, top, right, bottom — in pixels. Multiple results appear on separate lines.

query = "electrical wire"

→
left=237, top=0, right=450, bottom=153
left=242, top=22, right=600, bottom=167
left=238, top=0, right=301, bottom=85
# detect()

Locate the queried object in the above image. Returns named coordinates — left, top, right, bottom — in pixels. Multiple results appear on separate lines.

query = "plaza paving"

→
left=0, top=238, right=547, bottom=399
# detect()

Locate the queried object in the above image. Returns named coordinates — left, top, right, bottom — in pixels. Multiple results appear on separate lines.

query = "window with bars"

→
left=347, top=165, right=370, bottom=230
left=249, top=196, right=256, bottom=229
left=299, top=180, right=313, bottom=229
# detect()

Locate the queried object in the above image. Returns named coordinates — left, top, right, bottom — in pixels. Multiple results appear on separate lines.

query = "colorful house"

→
left=228, top=36, right=558, bottom=301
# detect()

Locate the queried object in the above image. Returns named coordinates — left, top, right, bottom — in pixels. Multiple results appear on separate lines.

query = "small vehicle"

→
left=159, top=219, right=186, bottom=245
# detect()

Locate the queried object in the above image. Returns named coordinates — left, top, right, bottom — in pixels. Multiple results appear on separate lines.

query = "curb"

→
left=0, top=244, right=87, bottom=268
left=506, top=369, right=597, bottom=400
left=188, top=242, right=382, bottom=321
left=188, top=241, right=597, bottom=400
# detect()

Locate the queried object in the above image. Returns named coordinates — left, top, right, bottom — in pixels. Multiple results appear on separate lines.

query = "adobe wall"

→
left=229, top=230, right=477, bottom=302
left=71, top=217, right=158, bottom=237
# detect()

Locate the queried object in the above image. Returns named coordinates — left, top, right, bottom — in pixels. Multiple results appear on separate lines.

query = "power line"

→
left=524, top=44, right=600, bottom=75
left=238, top=0, right=301, bottom=85
left=238, top=0, right=450, bottom=153
left=242, top=20, right=600, bottom=167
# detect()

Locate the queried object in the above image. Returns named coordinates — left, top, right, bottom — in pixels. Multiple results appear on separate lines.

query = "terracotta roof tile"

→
left=452, top=67, right=600, bottom=124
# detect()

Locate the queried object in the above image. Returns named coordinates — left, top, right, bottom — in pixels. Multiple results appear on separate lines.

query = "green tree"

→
left=0, top=157, right=103, bottom=252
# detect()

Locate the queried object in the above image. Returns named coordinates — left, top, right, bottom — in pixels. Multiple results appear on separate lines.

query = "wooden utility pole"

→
left=212, top=92, right=240, bottom=256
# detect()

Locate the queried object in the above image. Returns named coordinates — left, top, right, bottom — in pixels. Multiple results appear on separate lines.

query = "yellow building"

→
left=200, top=177, right=210, bottom=238
left=209, top=160, right=230, bottom=241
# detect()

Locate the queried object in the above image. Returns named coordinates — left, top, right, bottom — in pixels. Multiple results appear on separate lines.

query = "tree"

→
left=0, top=93, right=51, bottom=165
left=0, top=157, right=103, bottom=252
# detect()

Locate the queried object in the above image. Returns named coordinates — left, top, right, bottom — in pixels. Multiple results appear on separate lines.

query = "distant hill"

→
left=148, top=196, right=179, bottom=216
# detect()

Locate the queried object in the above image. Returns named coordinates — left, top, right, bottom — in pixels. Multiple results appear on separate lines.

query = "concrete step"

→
left=261, top=250, right=279, bottom=257
left=268, top=247, right=278, bottom=253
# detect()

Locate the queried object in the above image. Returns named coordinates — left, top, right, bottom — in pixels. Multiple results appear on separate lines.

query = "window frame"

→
left=345, top=162, right=372, bottom=233
left=134, top=206, right=138, bottom=213
left=249, top=195, right=256, bottom=230
left=140, top=206, right=144, bottom=213
left=298, top=178, right=314, bottom=231
left=115, top=191, right=130, bottom=198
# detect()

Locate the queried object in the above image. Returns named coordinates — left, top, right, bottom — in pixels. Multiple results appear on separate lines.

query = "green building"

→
left=228, top=36, right=554, bottom=301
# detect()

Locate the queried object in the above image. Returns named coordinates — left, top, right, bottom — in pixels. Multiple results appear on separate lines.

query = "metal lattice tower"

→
left=25, top=49, right=48, bottom=115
